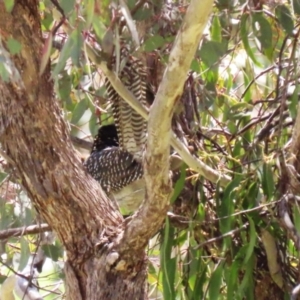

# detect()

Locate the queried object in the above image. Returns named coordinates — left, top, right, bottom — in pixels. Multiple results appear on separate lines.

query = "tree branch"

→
left=0, top=224, right=51, bottom=240
left=87, top=41, right=230, bottom=188
left=116, top=0, right=215, bottom=253
left=70, top=135, right=93, bottom=150
left=54, top=2, right=231, bottom=187
left=0, top=4, right=123, bottom=295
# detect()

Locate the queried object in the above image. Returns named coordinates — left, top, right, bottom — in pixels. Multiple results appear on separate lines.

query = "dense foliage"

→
left=1, top=0, right=300, bottom=299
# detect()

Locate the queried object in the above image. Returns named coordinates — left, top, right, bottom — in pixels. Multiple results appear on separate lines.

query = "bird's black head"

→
left=92, top=124, right=119, bottom=152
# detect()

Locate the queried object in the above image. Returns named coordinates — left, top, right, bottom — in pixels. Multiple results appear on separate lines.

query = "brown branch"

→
left=0, top=224, right=51, bottom=240
left=195, top=223, right=249, bottom=249
left=70, top=135, right=93, bottom=150
left=119, top=0, right=215, bottom=253
left=86, top=46, right=230, bottom=186
left=53, top=4, right=230, bottom=187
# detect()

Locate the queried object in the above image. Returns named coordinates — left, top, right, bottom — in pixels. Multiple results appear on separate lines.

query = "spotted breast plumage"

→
left=84, top=47, right=152, bottom=212
left=84, top=124, right=144, bottom=213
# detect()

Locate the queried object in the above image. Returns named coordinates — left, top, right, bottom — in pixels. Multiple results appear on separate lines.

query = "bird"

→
left=84, top=124, right=182, bottom=213
left=105, top=46, right=150, bottom=162
left=85, top=48, right=183, bottom=213
left=84, top=124, right=145, bottom=213
left=85, top=47, right=151, bottom=213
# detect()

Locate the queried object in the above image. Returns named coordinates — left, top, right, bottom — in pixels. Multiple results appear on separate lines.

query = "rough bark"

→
left=0, top=0, right=213, bottom=299
left=0, top=2, right=144, bottom=299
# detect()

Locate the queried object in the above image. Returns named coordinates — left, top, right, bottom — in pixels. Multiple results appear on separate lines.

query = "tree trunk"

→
left=0, top=1, right=148, bottom=299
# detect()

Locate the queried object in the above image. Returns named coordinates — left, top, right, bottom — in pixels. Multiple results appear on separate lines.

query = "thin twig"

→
left=0, top=224, right=51, bottom=240
left=194, top=223, right=249, bottom=249
left=70, top=136, right=93, bottom=150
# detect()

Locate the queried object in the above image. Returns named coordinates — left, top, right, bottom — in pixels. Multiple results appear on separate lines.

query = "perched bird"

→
left=85, top=48, right=183, bottom=213
left=84, top=124, right=182, bottom=213
left=84, top=124, right=144, bottom=213
left=85, top=47, right=150, bottom=213
left=85, top=47, right=150, bottom=212
left=105, top=46, right=150, bottom=161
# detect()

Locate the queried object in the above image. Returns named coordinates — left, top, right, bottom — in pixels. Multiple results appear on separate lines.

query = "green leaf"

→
left=186, top=247, right=203, bottom=297
left=71, top=99, right=88, bottom=124
left=192, top=262, right=207, bottom=299
left=226, top=258, right=240, bottom=299
left=170, top=165, right=186, bottom=204
left=52, top=29, right=82, bottom=76
left=243, top=217, right=257, bottom=264
left=208, top=262, right=224, bottom=300
left=275, top=5, right=294, bottom=34
left=261, top=163, right=275, bottom=199
left=219, top=175, right=242, bottom=234
left=89, top=114, right=98, bottom=136
left=59, top=0, right=76, bottom=15
left=58, top=72, right=72, bottom=105
left=240, top=14, right=262, bottom=67
left=211, top=16, right=222, bottom=42
left=133, top=6, right=152, bottom=21
left=203, top=67, right=219, bottom=87
left=238, top=253, right=255, bottom=299
left=52, top=35, right=73, bottom=76
left=144, top=35, right=165, bottom=52
left=19, top=237, right=30, bottom=271
left=84, top=0, right=95, bottom=28
left=42, top=243, right=63, bottom=262
left=6, top=38, right=22, bottom=55
left=293, top=0, right=300, bottom=15
left=70, top=29, right=83, bottom=66
left=293, top=206, right=300, bottom=234
left=199, top=40, right=227, bottom=67
left=41, top=10, right=54, bottom=31
left=24, top=207, right=35, bottom=226
left=0, top=62, right=10, bottom=82
left=190, top=59, right=200, bottom=73
left=244, top=181, right=259, bottom=209
left=93, top=17, right=107, bottom=41
left=228, top=102, right=253, bottom=113
left=252, top=13, right=272, bottom=50
left=0, top=203, right=14, bottom=230
left=161, top=218, right=176, bottom=300
left=289, top=85, right=299, bottom=119
left=127, top=0, right=136, bottom=10
left=0, top=172, right=8, bottom=184
left=4, top=0, right=14, bottom=12
left=242, top=73, right=251, bottom=103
